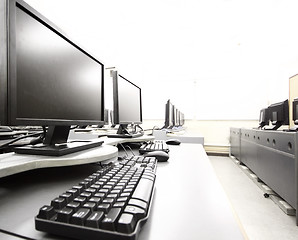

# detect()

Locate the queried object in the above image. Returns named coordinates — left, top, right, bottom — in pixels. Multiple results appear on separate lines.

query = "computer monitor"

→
left=164, top=99, right=174, bottom=129
left=292, top=98, right=298, bottom=125
left=267, top=99, right=289, bottom=130
left=176, top=110, right=181, bottom=127
left=111, top=71, right=143, bottom=137
left=172, top=105, right=177, bottom=127
left=0, top=0, right=104, bottom=155
left=258, top=108, right=269, bottom=129
left=180, top=112, right=185, bottom=126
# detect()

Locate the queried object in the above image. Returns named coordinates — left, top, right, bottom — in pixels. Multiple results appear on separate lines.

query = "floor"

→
left=209, top=155, right=298, bottom=240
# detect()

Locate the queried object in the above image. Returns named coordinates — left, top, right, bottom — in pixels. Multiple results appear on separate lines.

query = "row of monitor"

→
left=164, top=100, right=185, bottom=129
left=0, top=0, right=142, bottom=155
left=258, top=99, right=298, bottom=130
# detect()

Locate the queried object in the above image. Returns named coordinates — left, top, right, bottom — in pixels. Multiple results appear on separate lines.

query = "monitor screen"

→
left=112, top=71, right=142, bottom=125
left=177, top=110, right=181, bottom=126
left=293, top=98, right=298, bottom=125
left=180, top=112, right=185, bottom=126
left=268, top=99, right=289, bottom=130
left=164, top=99, right=174, bottom=128
left=12, top=2, right=104, bottom=126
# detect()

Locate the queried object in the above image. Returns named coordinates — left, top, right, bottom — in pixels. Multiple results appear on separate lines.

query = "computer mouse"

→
left=166, top=139, right=181, bottom=145
left=144, top=151, right=169, bottom=162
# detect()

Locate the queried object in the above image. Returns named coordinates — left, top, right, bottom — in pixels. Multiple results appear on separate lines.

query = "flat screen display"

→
left=13, top=4, right=103, bottom=125
left=116, top=74, right=142, bottom=124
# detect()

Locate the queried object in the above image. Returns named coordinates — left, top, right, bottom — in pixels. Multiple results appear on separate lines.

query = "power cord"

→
left=118, top=143, right=137, bottom=159
left=0, top=229, right=35, bottom=240
left=118, top=143, right=129, bottom=157
left=124, top=144, right=135, bottom=156
left=0, top=131, right=44, bottom=150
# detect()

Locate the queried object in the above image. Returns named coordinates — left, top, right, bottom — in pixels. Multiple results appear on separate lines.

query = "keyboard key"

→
left=66, top=201, right=81, bottom=212
left=70, top=208, right=91, bottom=226
left=56, top=207, right=73, bottom=223
left=67, top=188, right=80, bottom=198
left=83, top=202, right=96, bottom=211
left=128, top=199, right=147, bottom=211
left=101, top=208, right=122, bottom=231
left=37, top=205, right=55, bottom=220
left=117, top=213, right=136, bottom=233
left=85, top=211, right=105, bottom=228
left=97, top=203, right=110, bottom=213
left=132, top=178, right=154, bottom=204
left=113, top=202, right=126, bottom=208
left=89, top=197, right=101, bottom=207
left=124, top=205, right=146, bottom=220
left=73, top=196, right=87, bottom=206
left=51, top=197, right=66, bottom=209
left=59, top=192, right=73, bottom=204
left=72, top=185, right=84, bottom=194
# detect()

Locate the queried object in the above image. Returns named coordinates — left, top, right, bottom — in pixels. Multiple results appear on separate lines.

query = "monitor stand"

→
left=264, top=123, right=282, bottom=131
left=107, top=124, right=144, bottom=138
left=13, top=126, right=103, bottom=156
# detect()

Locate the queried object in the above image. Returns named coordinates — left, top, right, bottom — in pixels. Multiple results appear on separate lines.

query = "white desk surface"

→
left=0, top=143, right=246, bottom=240
left=0, top=134, right=154, bottom=178
left=153, top=129, right=204, bottom=144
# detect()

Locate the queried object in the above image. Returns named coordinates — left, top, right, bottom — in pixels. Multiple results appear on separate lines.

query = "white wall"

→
left=24, top=0, right=298, bottom=121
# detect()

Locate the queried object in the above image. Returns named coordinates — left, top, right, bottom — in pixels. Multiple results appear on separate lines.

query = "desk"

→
left=153, top=129, right=204, bottom=144
left=230, top=127, right=298, bottom=223
left=0, top=143, right=245, bottom=240
left=0, top=134, right=154, bottom=178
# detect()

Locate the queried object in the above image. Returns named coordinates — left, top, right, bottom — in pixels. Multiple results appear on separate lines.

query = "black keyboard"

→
left=139, top=140, right=169, bottom=154
left=35, top=155, right=157, bottom=240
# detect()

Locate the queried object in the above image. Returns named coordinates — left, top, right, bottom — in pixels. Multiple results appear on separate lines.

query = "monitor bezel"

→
left=6, top=0, right=105, bottom=127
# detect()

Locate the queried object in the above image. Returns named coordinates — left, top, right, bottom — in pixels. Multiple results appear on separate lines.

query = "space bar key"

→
left=132, top=178, right=154, bottom=204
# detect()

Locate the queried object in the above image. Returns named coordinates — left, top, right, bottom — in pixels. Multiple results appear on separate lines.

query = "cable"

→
left=142, top=126, right=162, bottom=135
left=136, top=124, right=144, bottom=131
left=118, top=143, right=129, bottom=157
left=0, top=229, right=35, bottom=240
left=124, top=145, right=135, bottom=156
left=0, top=131, right=44, bottom=150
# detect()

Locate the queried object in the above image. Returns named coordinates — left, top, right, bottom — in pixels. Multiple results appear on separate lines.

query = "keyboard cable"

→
left=0, top=228, right=36, bottom=240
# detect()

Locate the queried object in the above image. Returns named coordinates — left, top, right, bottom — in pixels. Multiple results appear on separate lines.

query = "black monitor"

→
left=164, top=99, right=174, bottom=129
left=267, top=99, right=289, bottom=130
left=172, top=105, right=177, bottom=127
left=293, top=98, right=298, bottom=125
left=176, top=110, right=181, bottom=126
left=180, top=112, right=185, bottom=126
left=111, top=71, right=143, bottom=137
left=258, top=108, right=269, bottom=129
left=0, top=0, right=104, bottom=155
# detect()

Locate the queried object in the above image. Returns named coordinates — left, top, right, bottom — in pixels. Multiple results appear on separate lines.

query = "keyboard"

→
left=139, top=140, right=169, bottom=154
left=35, top=155, right=157, bottom=240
